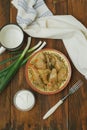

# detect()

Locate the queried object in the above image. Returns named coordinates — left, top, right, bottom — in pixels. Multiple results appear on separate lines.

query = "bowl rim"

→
left=25, top=48, right=72, bottom=95
left=0, top=23, right=24, bottom=50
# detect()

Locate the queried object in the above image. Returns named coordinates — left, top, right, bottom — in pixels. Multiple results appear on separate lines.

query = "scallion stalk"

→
left=21, top=41, right=47, bottom=66
left=0, top=37, right=31, bottom=92
left=0, top=41, right=42, bottom=65
left=0, top=39, right=47, bottom=92
left=0, top=41, right=43, bottom=75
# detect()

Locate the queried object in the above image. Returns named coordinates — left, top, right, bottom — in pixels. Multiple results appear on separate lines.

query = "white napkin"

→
left=12, top=0, right=87, bottom=79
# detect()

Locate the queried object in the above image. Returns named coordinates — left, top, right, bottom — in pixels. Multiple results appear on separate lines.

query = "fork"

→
left=43, top=80, right=83, bottom=120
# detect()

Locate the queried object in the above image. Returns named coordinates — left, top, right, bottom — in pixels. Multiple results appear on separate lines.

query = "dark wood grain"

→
left=0, top=0, right=87, bottom=130
left=68, top=0, right=87, bottom=26
left=0, top=0, right=11, bottom=130
left=68, top=1, right=87, bottom=130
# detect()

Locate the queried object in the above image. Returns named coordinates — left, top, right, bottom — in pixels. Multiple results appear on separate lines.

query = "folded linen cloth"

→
left=12, top=0, right=87, bottom=79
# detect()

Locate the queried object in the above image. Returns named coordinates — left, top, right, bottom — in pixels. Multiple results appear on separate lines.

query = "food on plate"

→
left=25, top=49, right=71, bottom=94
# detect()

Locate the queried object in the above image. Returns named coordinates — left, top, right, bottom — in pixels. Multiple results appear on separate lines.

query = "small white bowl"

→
left=13, top=90, right=35, bottom=111
left=0, top=24, right=24, bottom=54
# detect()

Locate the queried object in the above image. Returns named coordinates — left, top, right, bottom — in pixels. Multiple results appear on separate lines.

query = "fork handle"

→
left=43, top=100, right=63, bottom=119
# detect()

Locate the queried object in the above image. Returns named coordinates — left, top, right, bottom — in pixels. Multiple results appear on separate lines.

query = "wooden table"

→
left=0, top=0, right=87, bottom=130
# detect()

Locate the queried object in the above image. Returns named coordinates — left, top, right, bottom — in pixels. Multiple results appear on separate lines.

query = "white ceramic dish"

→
left=13, top=90, right=35, bottom=111
left=0, top=24, right=24, bottom=54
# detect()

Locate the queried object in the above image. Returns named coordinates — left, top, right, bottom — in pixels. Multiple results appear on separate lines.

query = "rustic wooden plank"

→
left=46, top=0, right=68, bottom=14
left=0, top=0, right=11, bottom=130
left=43, top=1, right=69, bottom=130
left=68, top=0, right=87, bottom=26
left=1, top=0, right=86, bottom=130
left=10, top=0, right=69, bottom=130
left=0, top=0, right=10, bottom=26
left=68, top=0, right=87, bottom=130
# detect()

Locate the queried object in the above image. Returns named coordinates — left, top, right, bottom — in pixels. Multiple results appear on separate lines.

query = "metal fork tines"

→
left=62, top=80, right=83, bottom=101
left=69, top=80, right=83, bottom=94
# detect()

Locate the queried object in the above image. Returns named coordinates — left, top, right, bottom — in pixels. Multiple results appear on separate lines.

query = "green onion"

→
left=0, top=38, right=46, bottom=92
left=0, top=37, right=31, bottom=92
left=0, top=41, right=42, bottom=65
left=0, top=55, right=18, bottom=65
left=0, top=40, right=43, bottom=75
left=21, top=41, right=47, bottom=66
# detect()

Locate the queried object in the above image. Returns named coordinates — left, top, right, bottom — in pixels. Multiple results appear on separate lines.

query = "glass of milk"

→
left=0, top=24, right=24, bottom=54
